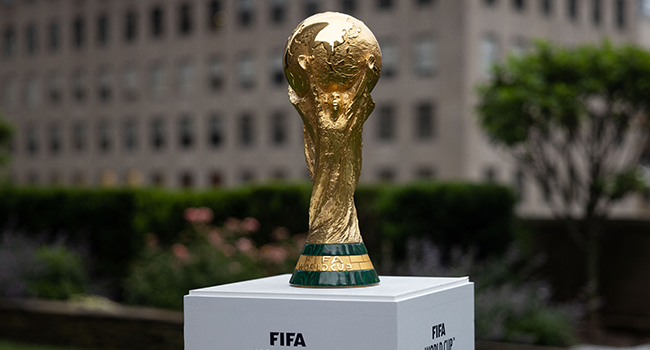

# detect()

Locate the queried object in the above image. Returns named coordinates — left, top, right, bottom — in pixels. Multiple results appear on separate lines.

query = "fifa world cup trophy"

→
left=284, top=12, right=382, bottom=287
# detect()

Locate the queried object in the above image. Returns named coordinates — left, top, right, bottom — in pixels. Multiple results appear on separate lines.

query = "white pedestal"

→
left=184, top=274, right=474, bottom=350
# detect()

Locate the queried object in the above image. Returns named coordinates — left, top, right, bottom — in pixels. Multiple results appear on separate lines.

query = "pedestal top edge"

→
left=187, top=275, right=471, bottom=302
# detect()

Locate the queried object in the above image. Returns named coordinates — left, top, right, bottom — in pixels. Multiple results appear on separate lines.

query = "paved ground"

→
left=574, top=344, right=650, bottom=350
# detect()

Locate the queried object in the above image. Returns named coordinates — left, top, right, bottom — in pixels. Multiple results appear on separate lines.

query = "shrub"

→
left=375, top=182, right=517, bottom=261
left=392, top=237, right=581, bottom=347
left=0, top=182, right=517, bottom=290
left=26, top=245, right=88, bottom=300
left=0, top=232, right=89, bottom=300
left=125, top=209, right=304, bottom=310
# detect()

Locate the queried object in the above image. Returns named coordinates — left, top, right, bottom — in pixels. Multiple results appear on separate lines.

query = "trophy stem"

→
left=290, top=243, right=380, bottom=287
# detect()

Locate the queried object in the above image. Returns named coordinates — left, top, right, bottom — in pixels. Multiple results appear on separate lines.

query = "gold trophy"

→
left=284, top=12, right=381, bottom=287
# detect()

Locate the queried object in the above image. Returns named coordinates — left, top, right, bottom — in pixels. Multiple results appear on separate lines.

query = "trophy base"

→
left=289, top=243, right=380, bottom=287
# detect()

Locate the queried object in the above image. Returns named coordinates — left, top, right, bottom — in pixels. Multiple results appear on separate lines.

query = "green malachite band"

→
left=289, top=269, right=380, bottom=287
left=300, top=243, right=368, bottom=256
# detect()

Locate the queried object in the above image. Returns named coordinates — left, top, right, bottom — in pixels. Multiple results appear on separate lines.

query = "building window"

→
left=180, top=172, right=194, bottom=189
left=72, top=122, right=85, bottom=151
left=341, top=0, right=357, bottom=13
left=240, top=170, right=255, bottom=184
left=50, top=171, right=63, bottom=186
left=25, top=77, right=40, bottom=108
left=480, top=34, right=499, bottom=77
left=592, top=0, right=602, bottom=25
left=511, top=37, right=527, bottom=56
left=484, top=166, right=497, bottom=182
left=209, top=1, right=224, bottom=30
left=150, top=64, right=165, bottom=97
left=377, top=104, right=395, bottom=141
left=98, top=70, right=112, bottom=102
left=179, top=3, right=193, bottom=35
left=3, top=78, right=17, bottom=109
left=513, top=0, right=525, bottom=11
left=124, top=119, right=138, bottom=151
left=48, top=74, right=62, bottom=105
left=377, top=0, right=393, bottom=10
left=126, top=169, right=143, bottom=187
left=26, top=125, right=38, bottom=155
left=151, top=117, right=165, bottom=150
left=179, top=116, right=194, bottom=149
left=3, top=26, right=16, bottom=57
left=73, top=16, right=85, bottom=49
left=378, top=168, right=395, bottom=182
left=73, top=71, right=86, bottom=102
left=415, top=167, right=435, bottom=180
left=48, top=22, right=60, bottom=52
left=209, top=171, right=223, bottom=187
left=270, top=0, right=287, bottom=23
left=240, top=114, right=254, bottom=146
left=416, top=0, right=435, bottom=6
left=541, top=0, right=553, bottom=15
left=123, top=66, right=138, bottom=100
left=208, top=113, right=224, bottom=148
left=25, top=23, right=38, bottom=55
left=151, top=171, right=165, bottom=186
left=49, top=123, right=62, bottom=154
left=415, top=102, right=434, bottom=140
left=72, top=171, right=87, bottom=187
left=271, top=112, right=287, bottom=146
left=238, top=0, right=255, bottom=27
left=568, top=0, right=578, bottom=21
left=178, top=61, right=193, bottom=94
left=97, top=13, right=109, bottom=45
left=615, top=0, right=626, bottom=28
left=413, top=37, right=436, bottom=76
left=208, top=57, right=225, bottom=91
left=125, top=10, right=137, bottom=42
left=98, top=120, right=112, bottom=153
left=238, top=54, right=255, bottom=89
left=27, top=172, right=39, bottom=185
left=484, top=0, right=497, bottom=6
left=271, top=169, right=287, bottom=181
left=642, top=0, right=650, bottom=18
left=270, top=51, right=284, bottom=86
left=514, top=169, right=525, bottom=199
left=304, top=0, right=319, bottom=17
left=381, top=40, right=397, bottom=77
left=151, top=6, right=164, bottom=37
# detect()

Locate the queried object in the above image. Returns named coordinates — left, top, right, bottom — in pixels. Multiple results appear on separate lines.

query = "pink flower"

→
left=207, top=229, right=224, bottom=247
left=222, top=244, right=236, bottom=257
left=261, top=244, right=289, bottom=264
left=224, top=217, right=240, bottom=231
left=172, top=243, right=191, bottom=263
left=184, top=207, right=214, bottom=224
left=235, top=237, right=254, bottom=253
left=272, top=227, right=290, bottom=241
left=242, top=217, right=261, bottom=233
left=145, top=233, right=159, bottom=248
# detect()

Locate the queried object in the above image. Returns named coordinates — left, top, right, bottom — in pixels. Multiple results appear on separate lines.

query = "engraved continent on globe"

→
left=284, top=12, right=381, bottom=98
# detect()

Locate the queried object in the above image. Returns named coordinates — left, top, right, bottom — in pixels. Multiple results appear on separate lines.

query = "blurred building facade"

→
left=1, top=0, right=650, bottom=215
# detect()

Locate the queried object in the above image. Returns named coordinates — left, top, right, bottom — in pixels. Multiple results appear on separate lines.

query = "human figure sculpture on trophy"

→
left=284, top=12, right=382, bottom=287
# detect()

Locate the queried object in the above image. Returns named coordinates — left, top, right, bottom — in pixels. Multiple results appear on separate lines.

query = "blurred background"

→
left=1, top=0, right=650, bottom=349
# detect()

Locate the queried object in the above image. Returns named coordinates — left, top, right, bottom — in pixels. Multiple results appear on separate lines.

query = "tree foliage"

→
left=478, top=41, right=650, bottom=220
left=476, top=41, right=650, bottom=325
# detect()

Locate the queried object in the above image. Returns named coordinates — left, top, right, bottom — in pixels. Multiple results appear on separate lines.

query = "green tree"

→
left=476, top=41, right=650, bottom=328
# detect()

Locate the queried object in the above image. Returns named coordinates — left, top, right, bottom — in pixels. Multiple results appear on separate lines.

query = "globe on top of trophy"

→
left=283, top=12, right=382, bottom=287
